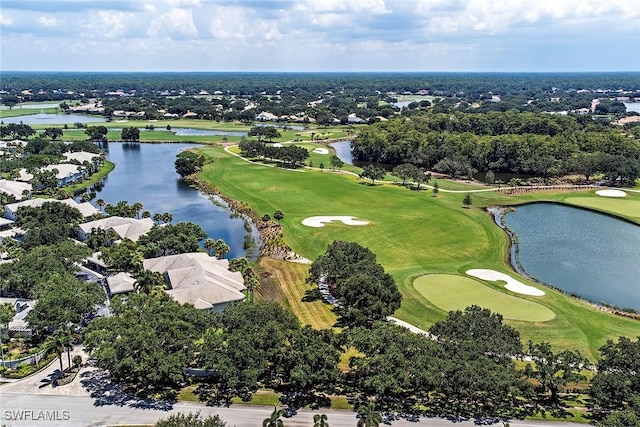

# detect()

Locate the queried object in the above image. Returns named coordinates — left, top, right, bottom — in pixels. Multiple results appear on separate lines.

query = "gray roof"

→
left=106, top=272, right=136, bottom=295
left=0, top=179, right=31, bottom=200
left=143, top=253, right=245, bottom=309
left=78, top=216, right=154, bottom=242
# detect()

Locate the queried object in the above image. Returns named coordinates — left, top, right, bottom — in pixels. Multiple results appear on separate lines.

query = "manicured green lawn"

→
left=565, top=196, right=640, bottom=219
left=413, top=274, right=556, bottom=322
left=197, top=145, right=640, bottom=359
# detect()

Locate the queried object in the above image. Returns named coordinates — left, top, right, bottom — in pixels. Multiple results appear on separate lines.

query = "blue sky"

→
left=1, top=0, right=639, bottom=72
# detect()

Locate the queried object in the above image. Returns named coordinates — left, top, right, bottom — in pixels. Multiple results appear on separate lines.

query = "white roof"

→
left=0, top=180, right=31, bottom=200
left=78, top=216, right=154, bottom=242
left=143, top=253, right=245, bottom=308
left=5, top=198, right=98, bottom=218
left=106, top=272, right=136, bottom=294
left=64, top=151, right=100, bottom=164
left=43, top=163, right=83, bottom=179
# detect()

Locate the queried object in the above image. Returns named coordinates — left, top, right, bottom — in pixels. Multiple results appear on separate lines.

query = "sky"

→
left=1, top=0, right=639, bottom=72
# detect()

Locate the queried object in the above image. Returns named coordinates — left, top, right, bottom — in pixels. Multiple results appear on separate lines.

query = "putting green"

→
left=413, top=274, right=556, bottom=322
left=565, top=197, right=640, bottom=218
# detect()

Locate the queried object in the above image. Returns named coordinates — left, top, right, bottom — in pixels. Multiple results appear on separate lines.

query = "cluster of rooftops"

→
left=0, top=195, right=246, bottom=335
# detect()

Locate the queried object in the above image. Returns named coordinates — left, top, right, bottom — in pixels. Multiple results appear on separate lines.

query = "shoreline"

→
left=488, top=205, right=640, bottom=320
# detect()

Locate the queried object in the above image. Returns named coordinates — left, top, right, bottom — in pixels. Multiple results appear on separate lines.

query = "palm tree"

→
left=134, top=270, right=166, bottom=295
left=132, top=202, right=143, bottom=219
left=45, top=327, right=73, bottom=374
left=161, top=212, right=173, bottom=224
left=314, top=413, right=329, bottom=427
left=356, top=402, right=382, bottom=427
left=243, top=267, right=260, bottom=303
left=213, top=239, right=230, bottom=259
left=95, top=198, right=106, bottom=212
left=203, top=238, right=216, bottom=256
left=152, top=212, right=162, bottom=225
left=263, top=406, right=285, bottom=427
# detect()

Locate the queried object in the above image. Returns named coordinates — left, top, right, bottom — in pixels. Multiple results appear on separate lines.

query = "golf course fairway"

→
left=197, top=144, right=640, bottom=359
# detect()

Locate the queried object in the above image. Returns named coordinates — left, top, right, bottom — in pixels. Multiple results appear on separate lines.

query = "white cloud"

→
left=80, top=11, right=130, bottom=39
left=167, top=0, right=201, bottom=7
left=37, top=16, right=57, bottom=27
left=148, top=7, right=198, bottom=38
left=298, top=0, right=389, bottom=14
left=210, top=6, right=282, bottom=41
left=0, top=13, right=13, bottom=26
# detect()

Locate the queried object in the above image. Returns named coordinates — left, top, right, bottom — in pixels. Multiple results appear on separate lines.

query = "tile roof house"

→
left=77, top=216, right=154, bottom=243
left=3, top=198, right=98, bottom=221
left=143, top=252, right=245, bottom=312
left=0, top=179, right=32, bottom=201
left=106, top=272, right=136, bottom=295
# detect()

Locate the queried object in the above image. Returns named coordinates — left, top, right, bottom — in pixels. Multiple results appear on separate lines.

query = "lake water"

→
left=171, top=128, right=247, bottom=137
left=89, top=142, right=259, bottom=259
left=1, top=113, right=106, bottom=125
left=330, top=140, right=354, bottom=164
left=503, top=203, right=640, bottom=310
left=624, top=102, right=640, bottom=114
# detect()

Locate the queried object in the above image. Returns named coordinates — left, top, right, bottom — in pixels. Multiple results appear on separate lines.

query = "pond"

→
left=330, top=140, right=353, bottom=165
left=170, top=128, right=247, bottom=137
left=624, top=102, right=640, bottom=114
left=254, top=123, right=307, bottom=131
left=1, top=113, right=106, bottom=125
left=502, top=203, right=640, bottom=310
left=88, top=142, right=260, bottom=259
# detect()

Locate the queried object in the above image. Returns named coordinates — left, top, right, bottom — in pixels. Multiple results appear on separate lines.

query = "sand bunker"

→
left=272, top=143, right=283, bottom=147
left=595, top=189, right=627, bottom=198
left=466, top=269, right=545, bottom=296
left=302, top=216, right=369, bottom=228
left=312, top=147, right=329, bottom=154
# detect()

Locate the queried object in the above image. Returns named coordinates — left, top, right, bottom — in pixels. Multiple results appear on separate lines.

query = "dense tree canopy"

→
left=174, top=150, right=206, bottom=177
left=138, top=222, right=207, bottom=257
left=590, top=336, right=640, bottom=422
left=352, top=113, right=640, bottom=182
left=309, top=241, right=401, bottom=326
left=85, top=293, right=212, bottom=400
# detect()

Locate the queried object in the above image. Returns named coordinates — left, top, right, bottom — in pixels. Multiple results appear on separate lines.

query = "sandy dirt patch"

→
left=595, top=189, right=627, bottom=198
left=466, top=269, right=545, bottom=296
left=312, top=147, right=329, bottom=154
left=301, top=216, right=369, bottom=228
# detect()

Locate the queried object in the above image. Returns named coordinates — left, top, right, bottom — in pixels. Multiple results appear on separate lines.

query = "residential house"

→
left=0, top=179, right=31, bottom=201
left=0, top=297, right=35, bottom=337
left=105, top=272, right=136, bottom=296
left=64, top=151, right=101, bottom=171
left=256, top=111, right=278, bottom=121
left=143, top=252, right=245, bottom=312
left=76, top=216, right=154, bottom=243
left=3, top=198, right=98, bottom=221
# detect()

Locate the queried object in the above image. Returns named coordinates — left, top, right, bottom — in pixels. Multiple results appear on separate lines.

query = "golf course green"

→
left=198, top=143, right=640, bottom=359
left=413, top=274, right=556, bottom=322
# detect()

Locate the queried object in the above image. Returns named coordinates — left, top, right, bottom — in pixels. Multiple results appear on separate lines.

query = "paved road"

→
left=0, top=393, right=587, bottom=427
left=0, top=347, right=585, bottom=427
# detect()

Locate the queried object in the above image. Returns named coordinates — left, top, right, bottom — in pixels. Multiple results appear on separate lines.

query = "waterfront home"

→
left=0, top=179, right=31, bottom=200
left=76, top=216, right=154, bottom=243
left=143, top=252, right=245, bottom=312
left=3, top=198, right=98, bottom=221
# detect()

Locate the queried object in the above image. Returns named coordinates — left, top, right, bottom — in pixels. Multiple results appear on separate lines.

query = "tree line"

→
left=238, top=139, right=309, bottom=168
left=351, top=113, right=640, bottom=182
left=77, top=240, right=640, bottom=425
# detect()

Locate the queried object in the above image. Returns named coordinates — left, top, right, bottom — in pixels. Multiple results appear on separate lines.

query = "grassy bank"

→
left=197, top=144, right=640, bottom=359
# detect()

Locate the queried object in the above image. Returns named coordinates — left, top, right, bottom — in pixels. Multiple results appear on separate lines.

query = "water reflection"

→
left=90, top=142, right=259, bottom=259
left=504, top=203, right=640, bottom=310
